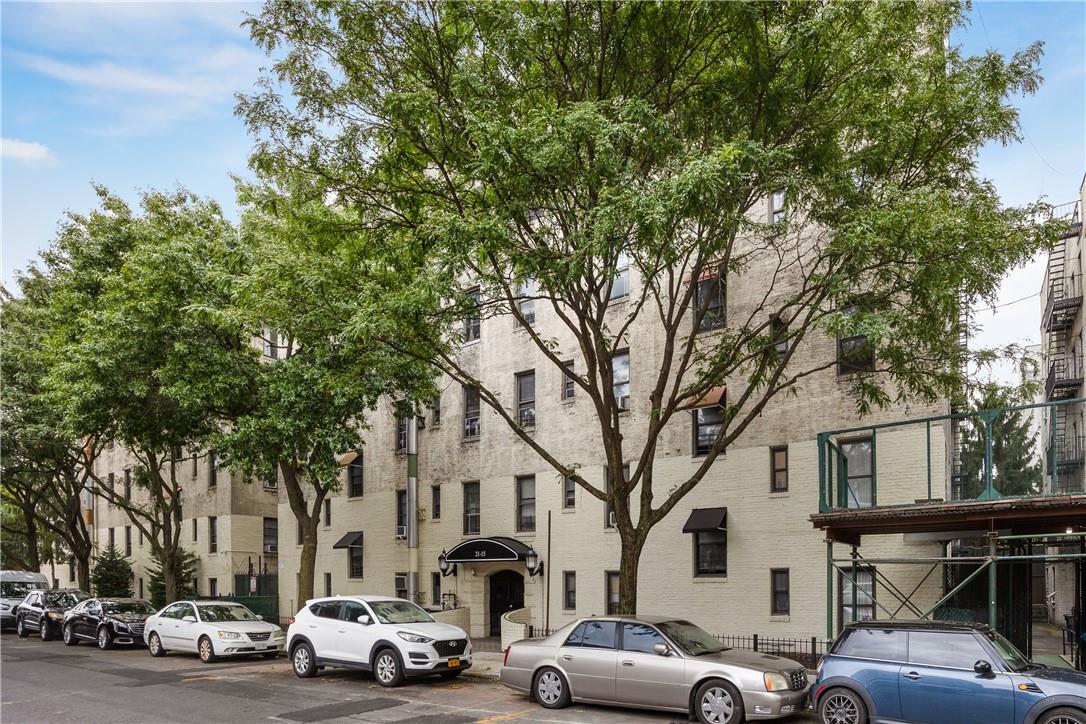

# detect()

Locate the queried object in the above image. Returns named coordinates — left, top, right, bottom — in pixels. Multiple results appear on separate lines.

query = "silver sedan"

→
left=500, top=615, right=809, bottom=723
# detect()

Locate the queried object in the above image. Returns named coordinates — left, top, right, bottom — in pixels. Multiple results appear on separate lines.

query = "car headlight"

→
left=115, top=622, right=130, bottom=632
left=47, top=611, right=64, bottom=621
left=397, top=631, right=434, bottom=644
left=216, top=631, right=243, bottom=640
left=764, top=672, right=790, bottom=692
left=1, top=603, right=10, bottom=611
left=270, top=630, right=286, bottom=639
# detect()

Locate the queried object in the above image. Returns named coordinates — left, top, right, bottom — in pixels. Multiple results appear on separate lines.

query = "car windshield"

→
left=44, top=591, right=87, bottom=608
left=986, top=631, right=1031, bottom=671
left=197, top=604, right=258, bottom=622
left=1, top=582, right=45, bottom=598
left=656, top=619, right=727, bottom=656
left=104, top=600, right=156, bottom=615
left=369, top=600, right=434, bottom=624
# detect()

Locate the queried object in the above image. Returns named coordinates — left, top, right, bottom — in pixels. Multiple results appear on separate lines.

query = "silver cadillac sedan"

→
left=500, top=615, right=809, bottom=723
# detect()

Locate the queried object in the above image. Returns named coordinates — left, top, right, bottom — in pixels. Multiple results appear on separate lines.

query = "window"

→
left=463, top=385, right=481, bottom=438
left=208, top=450, right=217, bottom=488
left=209, top=578, right=218, bottom=597
left=396, top=411, right=409, bottom=452
left=348, top=536, right=364, bottom=579
left=516, top=475, right=536, bottom=532
left=516, top=371, right=536, bottom=427
left=770, top=189, right=787, bottom=223
left=208, top=516, right=217, bottom=553
left=396, top=491, right=407, bottom=534
left=604, top=464, right=628, bottom=528
left=264, top=468, right=278, bottom=490
left=563, top=571, right=576, bottom=610
left=263, top=329, right=280, bottom=359
left=263, top=517, right=277, bottom=553
left=566, top=620, right=617, bottom=649
left=108, top=472, right=115, bottom=503
left=463, top=288, right=481, bottom=342
left=605, top=572, right=620, bottom=615
left=192, top=518, right=198, bottom=542
left=622, top=622, right=666, bottom=654
left=610, top=251, right=630, bottom=300
left=430, top=396, right=441, bottom=426
left=840, top=437, right=873, bottom=508
left=124, top=469, right=132, bottom=501
left=124, top=526, right=132, bottom=557
left=311, top=601, right=341, bottom=619
left=770, top=315, right=789, bottom=358
left=192, top=452, right=198, bottom=478
left=839, top=567, right=876, bottom=625
left=692, top=405, right=726, bottom=456
left=836, top=628, right=906, bottom=661
left=431, top=572, right=441, bottom=607
left=694, top=274, right=725, bottom=331
left=192, top=578, right=199, bottom=596
left=770, top=446, right=788, bottom=492
left=463, top=481, right=480, bottom=535
left=563, top=476, right=577, bottom=509
left=908, top=632, right=991, bottom=670
left=561, top=360, right=576, bottom=399
left=771, top=569, right=790, bottom=614
left=431, top=485, right=441, bottom=520
left=394, top=572, right=408, bottom=600
left=694, top=530, right=727, bottom=577
left=838, top=303, right=875, bottom=374
left=517, top=277, right=536, bottom=325
left=138, top=578, right=144, bottom=599
left=109, top=527, right=115, bottom=549
left=323, top=499, right=332, bottom=527
left=324, top=572, right=332, bottom=597
left=347, top=455, right=364, bottom=497
left=612, top=350, right=630, bottom=410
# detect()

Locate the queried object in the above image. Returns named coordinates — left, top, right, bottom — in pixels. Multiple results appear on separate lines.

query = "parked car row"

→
left=499, top=617, right=1086, bottom=724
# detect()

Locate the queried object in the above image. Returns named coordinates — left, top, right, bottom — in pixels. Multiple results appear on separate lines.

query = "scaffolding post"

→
left=826, top=540, right=834, bottom=640
left=987, top=531, right=999, bottom=628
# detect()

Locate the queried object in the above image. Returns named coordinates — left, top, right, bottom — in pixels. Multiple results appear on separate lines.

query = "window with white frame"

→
left=463, top=288, right=481, bottom=342
left=612, top=350, right=630, bottom=410
left=516, top=475, right=536, bottom=532
left=609, top=251, right=630, bottom=300
left=463, top=385, right=481, bottom=438
left=517, top=277, right=536, bottom=325
left=516, top=371, right=536, bottom=427
left=561, top=360, right=576, bottom=399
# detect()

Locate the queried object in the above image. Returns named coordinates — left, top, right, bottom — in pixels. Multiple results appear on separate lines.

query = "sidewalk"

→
left=463, top=650, right=503, bottom=680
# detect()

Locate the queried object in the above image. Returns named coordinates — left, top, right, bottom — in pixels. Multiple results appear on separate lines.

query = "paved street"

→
left=0, top=634, right=817, bottom=724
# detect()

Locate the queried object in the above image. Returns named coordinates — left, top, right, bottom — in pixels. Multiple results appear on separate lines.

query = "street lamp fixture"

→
left=525, top=546, right=544, bottom=578
left=438, top=548, right=457, bottom=577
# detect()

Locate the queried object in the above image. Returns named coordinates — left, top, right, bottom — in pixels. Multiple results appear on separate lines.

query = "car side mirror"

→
left=653, top=643, right=671, bottom=656
left=973, top=659, right=993, bottom=676
left=182, top=615, right=197, bottom=623
left=256, top=615, right=263, bottom=621
left=357, top=615, right=372, bottom=625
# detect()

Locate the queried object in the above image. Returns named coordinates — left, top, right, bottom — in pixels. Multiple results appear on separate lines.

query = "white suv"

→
left=286, top=595, right=472, bottom=686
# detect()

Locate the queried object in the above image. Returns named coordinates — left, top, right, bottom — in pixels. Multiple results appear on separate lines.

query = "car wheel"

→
left=147, top=632, right=167, bottom=657
left=533, top=667, right=571, bottom=709
left=439, top=670, right=463, bottom=680
left=63, top=623, right=78, bottom=646
left=40, top=620, right=53, bottom=641
left=291, top=642, right=317, bottom=678
left=17, top=617, right=28, bottom=638
left=97, top=627, right=114, bottom=650
left=694, top=679, right=745, bottom=724
left=817, top=686, right=868, bottom=724
left=198, top=636, right=218, bottom=664
left=373, top=648, right=404, bottom=687
left=1037, top=707, right=1086, bottom=724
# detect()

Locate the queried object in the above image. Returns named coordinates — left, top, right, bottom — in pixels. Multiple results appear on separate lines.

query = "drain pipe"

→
left=407, top=414, right=419, bottom=602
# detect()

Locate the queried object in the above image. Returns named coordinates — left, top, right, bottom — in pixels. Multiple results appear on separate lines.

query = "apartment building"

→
left=43, top=445, right=279, bottom=601
left=276, top=211, right=953, bottom=642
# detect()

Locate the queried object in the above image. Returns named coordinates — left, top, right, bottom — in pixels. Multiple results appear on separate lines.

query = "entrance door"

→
left=489, top=570, right=524, bottom=636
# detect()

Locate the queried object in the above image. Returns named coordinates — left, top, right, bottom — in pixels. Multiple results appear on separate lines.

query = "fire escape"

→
left=1043, top=201, right=1084, bottom=494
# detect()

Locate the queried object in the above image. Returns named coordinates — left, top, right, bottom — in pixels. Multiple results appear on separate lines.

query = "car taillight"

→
left=289, top=616, right=295, bottom=625
left=503, top=646, right=511, bottom=666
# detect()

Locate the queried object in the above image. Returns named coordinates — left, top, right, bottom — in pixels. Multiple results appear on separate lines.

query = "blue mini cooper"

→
left=811, top=620, right=1086, bottom=724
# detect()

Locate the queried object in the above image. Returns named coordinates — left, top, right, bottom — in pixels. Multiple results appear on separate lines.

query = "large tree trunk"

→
left=281, top=461, right=324, bottom=607
left=617, top=529, right=646, bottom=615
left=162, top=548, right=179, bottom=602
left=297, top=521, right=319, bottom=604
left=21, top=505, right=40, bottom=571
left=76, top=549, right=91, bottom=593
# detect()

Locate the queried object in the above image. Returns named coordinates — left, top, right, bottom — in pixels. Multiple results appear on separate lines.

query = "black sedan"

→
left=63, top=597, right=157, bottom=649
left=16, top=589, right=89, bottom=640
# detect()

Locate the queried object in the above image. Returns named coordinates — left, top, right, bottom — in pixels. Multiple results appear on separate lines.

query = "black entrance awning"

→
left=682, top=507, right=727, bottom=533
left=444, top=536, right=531, bottom=563
left=332, top=531, right=363, bottom=549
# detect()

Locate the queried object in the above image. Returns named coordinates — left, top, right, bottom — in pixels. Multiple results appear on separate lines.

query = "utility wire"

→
left=972, top=290, right=1040, bottom=313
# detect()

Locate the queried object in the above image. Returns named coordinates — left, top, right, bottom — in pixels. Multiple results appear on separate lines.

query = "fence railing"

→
left=715, top=634, right=830, bottom=669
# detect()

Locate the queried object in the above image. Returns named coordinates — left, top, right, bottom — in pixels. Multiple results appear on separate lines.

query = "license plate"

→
left=447, top=658, right=459, bottom=668
left=256, top=644, right=267, bottom=650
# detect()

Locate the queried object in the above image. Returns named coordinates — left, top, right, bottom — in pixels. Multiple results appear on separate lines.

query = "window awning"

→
left=337, top=450, right=362, bottom=466
left=332, top=531, right=363, bottom=549
left=682, top=507, right=727, bottom=533
left=684, top=385, right=727, bottom=410
left=444, top=536, right=531, bottom=563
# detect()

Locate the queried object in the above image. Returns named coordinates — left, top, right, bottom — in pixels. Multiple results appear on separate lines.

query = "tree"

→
left=147, top=548, right=198, bottom=608
left=212, top=179, right=434, bottom=604
left=92, top=546, right=133, bottom=597
left=41, top=187, right=252, bottom=603
left=241, top=1, right=1059, bottom=613
left=956, top=384, right=1043, bottom=499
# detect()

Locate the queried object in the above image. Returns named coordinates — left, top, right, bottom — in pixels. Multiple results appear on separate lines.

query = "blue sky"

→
left=2, top=1, right=1084, bottom=370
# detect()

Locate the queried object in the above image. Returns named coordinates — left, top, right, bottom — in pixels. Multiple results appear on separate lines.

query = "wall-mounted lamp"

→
left=525, top=546, right=544, bottom=578
left=438, top=548, right=457, bottom=577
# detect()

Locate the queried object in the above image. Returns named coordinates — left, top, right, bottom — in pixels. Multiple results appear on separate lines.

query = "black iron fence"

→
left=714, top=634, right=830, bottom=669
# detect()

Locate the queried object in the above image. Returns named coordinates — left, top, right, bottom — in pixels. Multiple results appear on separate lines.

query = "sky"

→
left=2, top=1, right=1085, bottom=384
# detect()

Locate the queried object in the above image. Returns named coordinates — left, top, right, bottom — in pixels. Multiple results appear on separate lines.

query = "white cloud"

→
left=1, top=138, right=55, bottom=163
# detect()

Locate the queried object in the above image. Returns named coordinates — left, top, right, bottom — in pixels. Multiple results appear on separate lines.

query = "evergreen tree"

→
left=91, top=545, right=133, bottom=597
left=147, top=548, right=197, bottom=607
left=957, top=384, right=1042, bottom=498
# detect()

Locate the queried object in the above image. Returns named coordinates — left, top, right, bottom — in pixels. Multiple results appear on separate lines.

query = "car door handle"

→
left=336, top=629, right=346, bottom=634
left=621, top=660, right=635, bottom=667
left=903, top=671, right=922, bottom=680
left=307, top=625, right=317, bottom=629
left=561, top=655, right=573, bottom=661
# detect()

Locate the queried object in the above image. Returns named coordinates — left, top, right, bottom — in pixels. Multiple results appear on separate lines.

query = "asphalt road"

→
left=0, top=633, right=818, bottom=724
